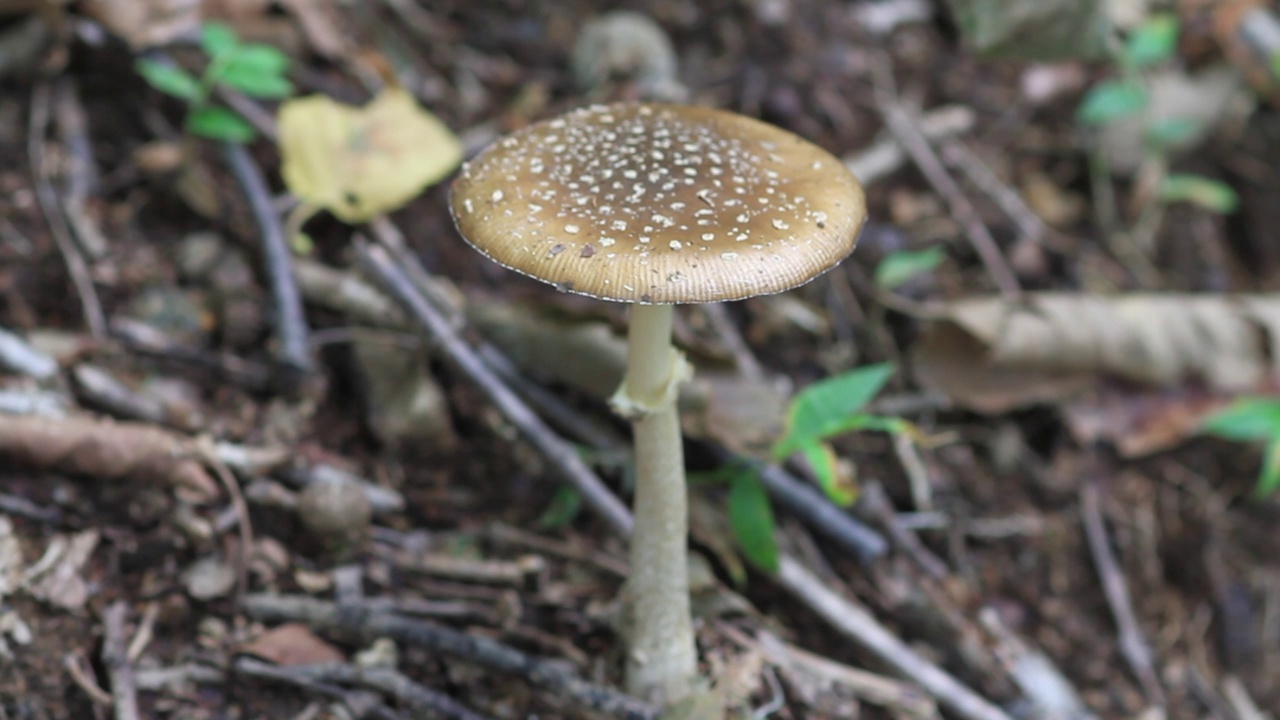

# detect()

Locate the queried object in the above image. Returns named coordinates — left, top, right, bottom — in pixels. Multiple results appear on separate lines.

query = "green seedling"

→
left=1076, top=13, right=1239, bottom=216
left=1202, top=398, right=1280, bottom=498
left=875, top=246, right=946, bottom=290
left=136, top=22, right=292, bottom=142
left=722, top=363, right=903, bottom=573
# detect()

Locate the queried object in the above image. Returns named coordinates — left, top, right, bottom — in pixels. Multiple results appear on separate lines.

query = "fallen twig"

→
left=940, top=140, right=1048, bottom=247
left=237, top=657, right=494, bottom=720
left=196, top=439, right=254, bottom=611
left=775, top=555, right=1014, bottom=720
left=1080, top=481, right=1165, bottom=709
left=242, top=594, right=659, bottom=720
left=0, top=413, right=217, bottom=499
left=356, top=241, right=634, bottom=536
left=232, top=657, right=401, bottom=720
left=112, top=317, right=274, bottom=393
left=101, top=601, right=140, bottom=720
left=0, top=325, right=58, bottom=379
left=844, top=105, right=975, bottom=186
left=64, top=651, right=113, bottom=706
left=0, top=492, right=61, bottom=524
left=224, top=141, right=312, bottom=390
left=28, top=81, right=106, bottom=339
left=53, top=78, right=108, bottom=260
left=857, top=481, right=949, bottom=579
left=877, top=101, right=1022, bottom=297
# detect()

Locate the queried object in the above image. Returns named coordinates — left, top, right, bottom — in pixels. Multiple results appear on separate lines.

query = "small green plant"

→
left=1076, top=13, right=1239, bottom=215
left=874, top=247, right=946, bottom=290
left=719, top=363, right=905, bottom=573
left=136, top=22, right=292, bottom=142
left=1202, top=398, right=1280, bottom=498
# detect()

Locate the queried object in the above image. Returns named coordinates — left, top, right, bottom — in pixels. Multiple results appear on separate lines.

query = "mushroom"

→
left=449, top=103, right=866, bottom=703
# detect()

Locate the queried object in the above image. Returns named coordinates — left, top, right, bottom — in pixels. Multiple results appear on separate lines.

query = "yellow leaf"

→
left=278, top=88, right=462, bottom=223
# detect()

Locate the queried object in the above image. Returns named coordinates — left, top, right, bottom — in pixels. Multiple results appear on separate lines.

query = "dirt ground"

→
left=0, top=1, right=1278, bottom=719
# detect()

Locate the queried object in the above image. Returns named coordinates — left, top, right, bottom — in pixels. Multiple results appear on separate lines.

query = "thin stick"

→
left=775, top=556, right=1013, bottom=720
left=940, top=141, right=1047, bottom=246
left=101, top=602, right=141, bottom=720
left=845, top=105, right=976, bottom=185
left=64, top=651, right=114, bottom=706
left=198, top=438, right=254, bottom=612
left=236, top=657, right=491, bottom=720
left=53, top=79, right=108, bottom=260
left=1080, top=481, right=1166, bottom=709
left=242, top=594, right=659, bottom=720
left=223, top=142, right=312, bottom=386
left=858, top=481, right=949, bottom=579
left=28, top=82, right=106, bottom=339
left=356, top=242, right=634, bottom=536
left=877, top=101, right=1021, bottom=297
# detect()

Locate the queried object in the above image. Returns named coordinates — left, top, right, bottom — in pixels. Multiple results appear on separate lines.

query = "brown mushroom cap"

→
left=449, top=103, right=866, bottom=304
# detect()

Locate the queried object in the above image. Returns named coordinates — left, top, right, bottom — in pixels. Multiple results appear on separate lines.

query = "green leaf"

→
left=1202, top=399, right=1280, bottom=442
left=797, top=440, right=857, bottom=506
left=186, top=106, right=256, bottom=142
left=222, top=44, right=290, bottom=77
left=728, top=473, right=779, bottom=572
left=875, top=246, right=946, bottom=290
left=1158, top=174, right=1239, bottom=214
left=135, top=59, right=201, bottom=101
left=774, top=363, right=895, bottom=458
left=1144, top=117, right=1200, bottom=150
left=218, top=62, right=293, bottom=98
left=1256, top=438, right=1280, bottom=498
left=1077, top=81, right=1148, bottom=126
left=200, top=22, right=240, bottom=59
left=1124, top=13, right=1179, bottom=68
left=536, top=485, right=582, bottom=529
left=1271, top=51, right=1280, bottom=81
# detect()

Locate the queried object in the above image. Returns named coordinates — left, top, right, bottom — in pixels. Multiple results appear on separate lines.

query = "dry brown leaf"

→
left=238, top=622, right=345, bottom=665
left=1062, top=384, right=1236, bottom=457
left=914, top=293, right=1280, bottom=413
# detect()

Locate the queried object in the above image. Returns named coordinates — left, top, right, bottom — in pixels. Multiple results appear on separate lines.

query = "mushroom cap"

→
left=449, top=103, right=866, bottom=304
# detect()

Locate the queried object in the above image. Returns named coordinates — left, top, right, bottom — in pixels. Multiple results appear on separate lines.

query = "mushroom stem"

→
left=617, top=303, right=696, bottom=702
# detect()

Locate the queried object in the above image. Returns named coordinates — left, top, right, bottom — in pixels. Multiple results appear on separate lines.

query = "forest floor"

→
left=0, top=1, right=1277, bottom=719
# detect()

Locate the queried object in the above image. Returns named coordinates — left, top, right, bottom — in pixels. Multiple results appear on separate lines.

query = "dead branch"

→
left=223, top=142, right=312, bottom=389
left=101, top=601, right=140, bottom=720
left=0, top=413, right=217, bottom=499
left=1080, top=481, right=1166, bottom=709
left=242, top=594, right=660, bottom=720
left=235, top=656, right=494, bottom=720
left=356, top=241, right=635, bottom=536
left=775, top=555, right=1014, bottom=720
left=877, top=100, right=1022, bottom=297
left=28, top=81, right=106, bottom=339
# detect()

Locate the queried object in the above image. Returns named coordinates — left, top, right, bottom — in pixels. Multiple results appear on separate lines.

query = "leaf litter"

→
left=0, top=0, right=1278, bottom=718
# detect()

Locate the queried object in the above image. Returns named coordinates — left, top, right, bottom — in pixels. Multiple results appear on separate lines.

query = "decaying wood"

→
left=0, top=413, right=217, bottom=499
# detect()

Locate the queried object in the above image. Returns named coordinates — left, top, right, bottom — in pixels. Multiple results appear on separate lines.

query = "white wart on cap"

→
left=450, top=103, right=866, bottom=304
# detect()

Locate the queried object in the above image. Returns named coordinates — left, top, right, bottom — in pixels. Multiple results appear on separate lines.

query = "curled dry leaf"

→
left=914, top=293, right=1280, bottom=414
left=0, top=413, right=218, bottom=499
left=238, top=622, right=345, bottom=666
left=279, top=88, right=462, bottom=223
